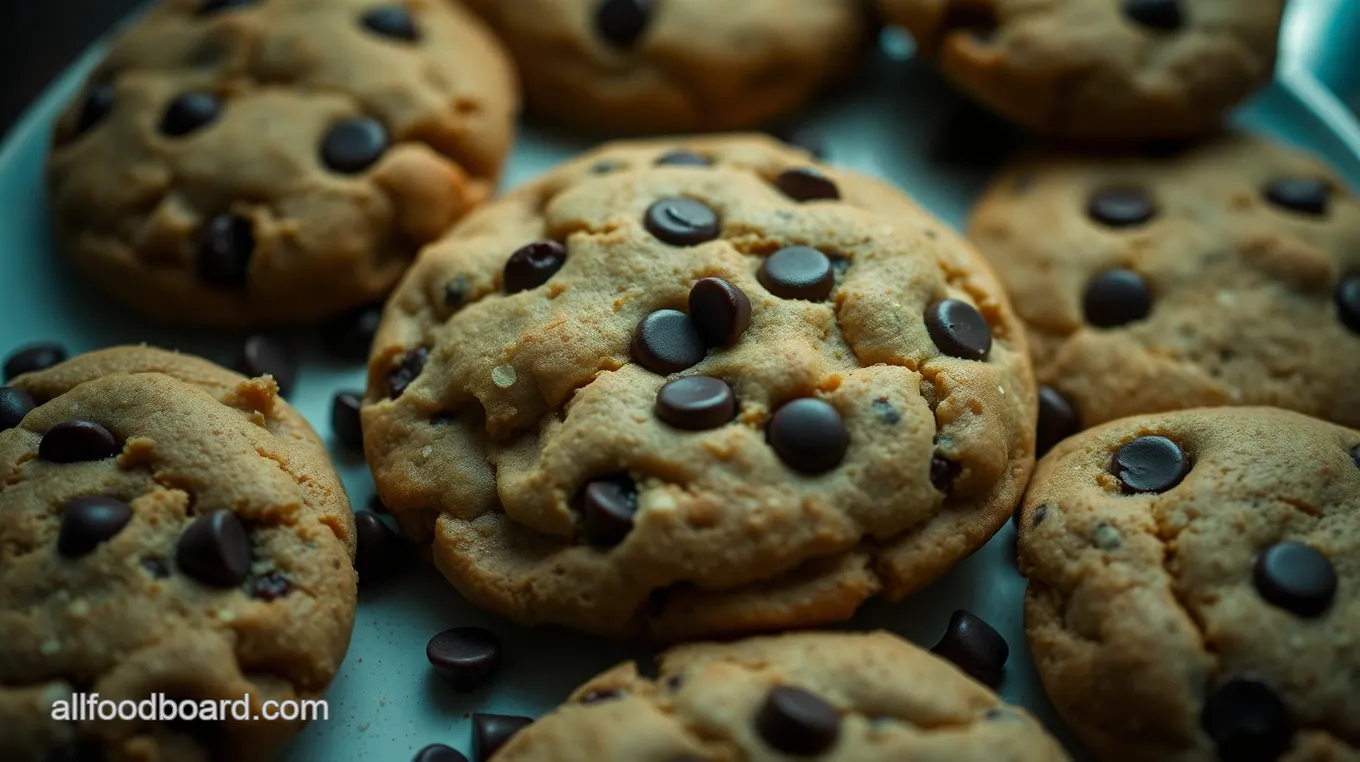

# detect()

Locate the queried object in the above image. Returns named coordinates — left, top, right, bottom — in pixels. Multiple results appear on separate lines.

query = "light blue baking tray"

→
left=2, top=2, right=1357, bottom=759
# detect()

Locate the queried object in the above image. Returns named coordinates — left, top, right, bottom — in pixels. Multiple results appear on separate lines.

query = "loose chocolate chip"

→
left=195, top=215, right=254, bottom=289
left=159, top=92, right=221, bottom=137
left=774, top=167, right=840, bottom=202
left=0, top=387, right=35, bottom=432
left=427, top=627, right=502, bottom=692
left=413, top=744, right=468, bottom=762
left=72, top=82, right=114, bottom=138
left=321, top=117, right=388, bottom=174
left=199, top=0, right=255, bottom=14
left=656, top=376, right=736, bottom=430
left=1083, top=269, right=1152, bottom=328
left=321, top=302, right=383, bottom=361
left=1254, top=542, right=1336, bottom=618
left=176, top=510, right=251, bottom=587
left=655, top=149, right=710, bottom=167
left=236, top=335, right=296, bottom=397
left=577, top=475, right=639, bottom=547
left=249, top=571, right=291, bottom=601
left=767, top=398, right=848, bottom=474
left=355, top=511, right=405, bottom=584
left=504, top=241, right=567, bottom=294
left=1087, top=186, right=1156, bottom=227
left=1122, top=0, right=1183, bottom=31
left=1336, top=277, right=1360, bottom=334
left=1112, top=435, right=1189, bottom=494
left=579, top=689, right=623, bottom=704
left=1264, top=177, right=1330, bottom=216
left=1036, top=386, right=1080, bottom=457
left=472, top=713, right=533, bottom=762
left=1202, top=676, right=1293, bottom=762
left=772, top=126, right=827, bottom=160
left=931, top=610, right=1009, bottom=687
left=644, top=198, right=720, bottom=246
left=39, top=421, right=118, bottom=463
left=759, top=247, right=835, bottom=301
left=632, top=310, right=706, bottom=374
left=387, top=346, right=430, bottom=399
left=58, top=497, right=133, bottom=557
left=594, top=0, right=653, bottom=48
left=4, top=342, right=67, bottom=381
left=331, top=391, right=364, bottom=451
left=362, top=5, right=419, bottom=41
left=931, top=455, right=962, bottom=493
left=925, top=299, right=992, bottom=360
left=688, top=278, right=751, bottom=347
left=755, top=686, right=841, bottom=756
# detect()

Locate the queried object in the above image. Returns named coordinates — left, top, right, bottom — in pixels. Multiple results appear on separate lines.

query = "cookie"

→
left=362, top=134, right=1036, bottom=639
left=0, top=346, right=357, bottom=762
left=457, top=0, right=872, bottom=134
left=47, top=0, right=517, bottom=327
left=879, top=0, right=1285, bottom=141
left=967, top=134, right=1360, bottom=453
left=489, top=630, right=1070, bottom=761
left=1017, top=407, right=1360, bottom=762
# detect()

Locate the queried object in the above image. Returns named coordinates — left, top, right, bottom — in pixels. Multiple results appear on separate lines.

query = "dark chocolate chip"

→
left=688, top=278, right=751, bottom=347
left=772, top=126, right=827, bottom=160
left=504, top=241, right=567, bottom=294
left=655, top=149, right=710, bottom=167
left=755, top=686, right=841, bottom=756
left=321, top=302, right=383, bottom=361
left=444, top=275, right=471, bottom=308
left=1122, top=0, right=1183, bottom=31
left=1264, top=177, right=1330, bottom=216
left=1112, top=435, right=1189, bottom=494
left=767, top=398, right=848, bottom=474
left=369, top=494, right=388, bottom=513
left=931, top=455, right=962, bottom=493
left=1083, top=269, right=1152, bottom=328
left=925, top=299, right=992, bottom=360
left=235, top=335, right=296, bottom=397
left=387, top=346, right=430, bottom=399
left=321, top=117, right=388, bottom=174
left=931, top=610, right=1010, bottom=687
left=195, top=214, right=254, bottom=289
left=872, top=397, right=901, bottom=424
left=759, top=247, right=835, bottom=301
left=4, top=342, right=67, bottom=381
left=159, top=92, right=221, bottom=137
left=427, top=627, right=502, bottom=692
left=199, top=0, right=255, bottom=14
left=656, top=376, right=736, bottom=430
left=591, top=160, right=622, bottom=175
left=472, top=713, right=533, bottom=762
left=1336, top=277, right=1360, bottom=334
left=1352, top=445, right=1360, bottom=469
left=58, top=497, right=133, bottom=557
left=142, top=557, right=170, bottom=579
left=664, top=673, right=684, bottom=692
left=579, top=689, right=622, bottom=704
left=1032, top=504, right=1049, bottom=527
left=249, top=571, right=291, bottom=601
left=1036, top=386, right=1080, bottom=457
left=594, top=0, right=653, bottom=48
left=412, top=744, right=468, bottom=762
left=331, top=391, right=364, bottom=451
left=632, top=310, right=706, bottom=374
left=774, top=167, right=840, bottom=202
left=355, top=511, right=405, bottom=584
left=577, top=475, right=639, bottom=547
left=176, top=510, right=251, bottom=587
left=0, top=386, right=35, bottom=432
left=1087, top=187, right=1156, bottom=227
left=72, top=81, right=114, bottom=138
left=39, top=421, right=118, bottom=463
left=644, top=198, right=720, bottom=246
left=362, top=5, right=420, bottom=41
left=1201, top=676, right=1293, bottom=762
left=1254, top=542, right=1336, bottom=618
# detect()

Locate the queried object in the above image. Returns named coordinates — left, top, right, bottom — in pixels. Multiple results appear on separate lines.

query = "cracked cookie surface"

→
left=362, top=134, right=1036, bottom=639
left=47, top=0, right=516, bottom=327
left=0, top=346, right=357, bottom=762
left=878, top=0, right=1284, bottom=141
left=1017, top=407, right=1360, bottom=762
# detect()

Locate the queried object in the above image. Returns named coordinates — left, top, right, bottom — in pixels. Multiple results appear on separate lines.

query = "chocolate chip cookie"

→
left=457, top=0, right=872, bottom=134
left=0, top=346, right=357, bottom=761
left=47, top=0, right=517, bottom=327
left=489, top=630, right=1070, bottom=761
left=362, top=135, right=1036, bottom=639
left=968, top=134, right=1360, bottom=454
left=1017, top=407, right=1360, bottom=762
left=879, top=0, right=1285, bottom=141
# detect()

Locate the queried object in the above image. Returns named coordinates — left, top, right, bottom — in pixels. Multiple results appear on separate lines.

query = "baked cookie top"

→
left=362, top=135, right=1036, bottom=640
left=1018, top=407, right=1359, bottom=762
left=47, top=0, right=517, bottom=327
left=879, top=0, right=1285, bottom=141
left=968, top=134, right=1360, bottom=451
left=458, top=0, right=872, bottom=134
left=0, top=346, right=356, bottom=762
left=490, top=630, right=1070, bottom=761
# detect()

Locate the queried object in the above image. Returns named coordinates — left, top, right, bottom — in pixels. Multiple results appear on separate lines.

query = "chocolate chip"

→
left=1087, top=187, right=1156, bottom=227
left=930, top=455, right=961, bottom=493
left=1036, top=386, right=1080, bottom=457
left=369, top=494, right=388, bottom=513
left=321, top=302, right=383, bottom=361
left=591, top=160, right=622, bottom=175
left=427, top=627, right=502, bottom=692
left=755, top=686, right=840, bottom=756
left=0, top=387, right=35, bottom=432
left=504, top=241, right=567, bottom=294
left=644, top=198, right=720, bottom=246
left=594, top=0, right=652, bottom=48
left=772, top=126, right=827, bottom=160
left=1352, top=445, right=1360, bottom=469
left=362, top=5, right=420, bottom=41
left=321, top=117, right=388, bottom=174
left=176, top=510, right=251, bottom=587
left=142, top=557, right=170, bottom=579
left=444, top=275, right=471, bottom=308
left=1264, top=178, right=1330, bottom=216
left=577, top=475, right=638, bottom=547
left=1335, top=277, right=1360, bottom=334
left=1254, top=542, right=1336, bottom=618
left=199, top=0, right=255, bottom=14
left=1094, top=522, right=1123, bottom=550
left=579, top=689, right=623, bottom=704
left=39, top=421, right=118, bottom=463
left=72, top=81, right=114, bottom=138
left=1201, top=676, right=1293, bottom=762
left=656, top=376, right=736, bottom=430
left=159, top=92, right=221, bottom=137
left=331, top=391, right=364, bottom=451
left=355, top=511, right=405, bottom=584
left=1112, top=435, right=1189, bottom=494
left=387, top=346, right=430, bottom=399
left=249, top=571, right=291, bottom=601
left=472, top=713, right=533, bottom=762
left=774, top=167, right=840, bottom=202
left=58, top=497, right=133, bottom=557
left=413, top=744, right=468, bottom=762
left=931, top=610, right=1009, bottom=687
left=768, top=398, right=848, bottom=474
left=925, top=299, right=992, bottom=360
left=235, top=335, right=296, bottom=397
left=195, top=214, right=254, bottom=289
left=1122, top=0, right=1183, bottom=31
left=871, top=398, right=901, bottom=425
left=655, top=149, right=710, bottom=167
left=759, top=247, right=835, bottom=301
left=4, top=342, right=67, bottom=381
left=688, top=278, right=751, bottom=347
left=1083, top=269, right=1152, bottom=327
left=664, top=673, right=684, bottom=692
left=1032, top=504, right=1049, bottom=527
left=632, top=310, right=706, bottom=374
